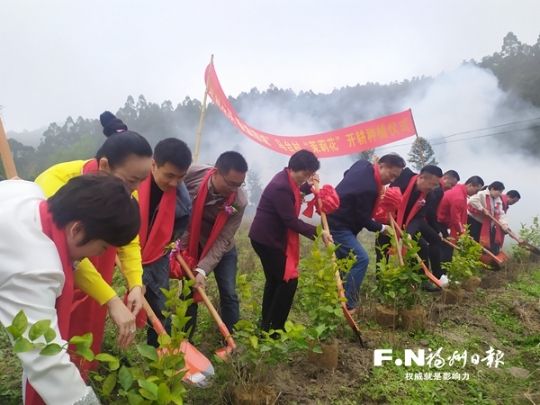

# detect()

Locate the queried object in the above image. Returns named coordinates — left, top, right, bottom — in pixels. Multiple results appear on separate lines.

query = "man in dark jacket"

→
left=382, top=165, right=443, bottom=290
left=328, top=153, right=406, bottom=311
left=139, top=138, right=193, bottom=347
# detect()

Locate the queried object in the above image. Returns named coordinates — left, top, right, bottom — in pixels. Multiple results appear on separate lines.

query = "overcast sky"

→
left=1, top=0, right=539, bottom=131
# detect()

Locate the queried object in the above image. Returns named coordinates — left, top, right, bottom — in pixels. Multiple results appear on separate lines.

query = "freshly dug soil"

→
left=374, top=304, right=398, bottom=328
left=229, top=384, right=277, bottom=405
left=307, top=339, right=339, bottom=370
left=480, top=272, right=505, bottom=289
left=441, top=288, right=464, bottom=305
left=462, top=276, right=481, bottom=292
left=400, top=305, right=427, bottom=331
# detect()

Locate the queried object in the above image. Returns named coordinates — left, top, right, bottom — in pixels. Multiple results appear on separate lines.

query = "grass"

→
left=1, top=227, right=539, bottom=404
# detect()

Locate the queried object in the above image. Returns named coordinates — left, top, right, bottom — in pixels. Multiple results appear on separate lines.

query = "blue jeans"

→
left=185, top=247, right=240, bottom=338
left=213, top=247, right=240, bottom=332
left=331, top=229, right=370, bottom=309
left=142, top=255, right=171, bottom=347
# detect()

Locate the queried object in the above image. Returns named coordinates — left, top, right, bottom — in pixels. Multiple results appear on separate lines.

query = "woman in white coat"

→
left=0, top=174, right=140, bottom=405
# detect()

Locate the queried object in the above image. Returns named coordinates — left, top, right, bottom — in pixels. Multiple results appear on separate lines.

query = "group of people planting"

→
left=0, top=111, right=521, bottom=404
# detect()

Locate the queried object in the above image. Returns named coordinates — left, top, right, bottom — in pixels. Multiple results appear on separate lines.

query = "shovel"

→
left=485, top=212, right=540, bottom=256
left=312, top=180, right=365, bottom=347
left=388, top=216, right=442, bottom=287
left=175, top=254, right=236, bottom=359
left=142, top=296, right=214, bottom=386
left=0, top=117, right=18, bottom=178
left=441, top=237, right=505, bottom=268
left=115, top=257, right=214, bottom=385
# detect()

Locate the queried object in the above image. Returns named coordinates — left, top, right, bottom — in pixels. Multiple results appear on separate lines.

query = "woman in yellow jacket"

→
left=35, top=111, right=152, bottom=376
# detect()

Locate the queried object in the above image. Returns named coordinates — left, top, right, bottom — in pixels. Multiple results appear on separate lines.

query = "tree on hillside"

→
left=246, top=170, right=263, bottom=215
left=408, top=136, right=438, bottom=171
left=356, top=148, right=375, bottom=162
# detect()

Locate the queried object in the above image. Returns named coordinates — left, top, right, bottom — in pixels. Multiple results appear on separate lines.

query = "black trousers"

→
left=250, top=239, right=298, bottom=332
left=376, top=218, right=443, bottom=278
left=468, top=216, right=482, bottom=242
left=142, top=256, right=171, bottom=347
left=468, top=216, right=501, bottom=254
left=439, top=226, right=454, bottom=264
left=407, top=218, right=443, bottom=278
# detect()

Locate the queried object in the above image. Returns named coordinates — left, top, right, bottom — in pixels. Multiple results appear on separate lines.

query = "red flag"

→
left=204, top=62, right=417, bottom=157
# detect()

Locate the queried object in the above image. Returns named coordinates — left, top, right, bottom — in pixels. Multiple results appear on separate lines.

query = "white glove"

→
left=439, top=275, right=449, bottom=288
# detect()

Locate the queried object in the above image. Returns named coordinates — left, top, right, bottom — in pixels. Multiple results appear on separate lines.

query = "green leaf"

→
left=127, top=391, right=144, bottom=405
left=76, top=347, right=95, bottom=361
left=44, top=328, right=56, bottom=343
left=171, top=383, right=186, bottom=405
left=315, top=325, right=327, bottom=338
left=284, top=320, right=294, bottom=332
left=39, top=343, right=62, bottom=356
left=157, top=383, right=172, bottom=404
left=13, top=337, right=35, bottom=353
left=6, top=325, right=22, bottom=340
left=118, top=366, right=133, bottom=391
left=95, top=353, right=120, bottom=370
left=28, top=319, right=51, bottom=341
left=138, top=379, right=158, bottom=400
left=157, top=333, right=171, bottom=347
left=69, top=333, right=93, bottom=348
left=249, top=335, right=258, bottom=349
left=102, top=372, right=117, bottom=396
left=311, top=344, right=323, bottom=354
left=136, top=344, right=159, bottom=362
left=162, top=369, right=175, bottom=378
left=8, top=310, right=28, bottom=339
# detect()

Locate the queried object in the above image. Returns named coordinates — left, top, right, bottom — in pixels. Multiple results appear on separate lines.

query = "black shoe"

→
left=422, top=280, right=441, bottom=293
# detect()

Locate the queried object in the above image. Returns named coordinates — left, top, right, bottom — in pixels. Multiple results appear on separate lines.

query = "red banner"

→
left=205, top=63, right=417, bottom=157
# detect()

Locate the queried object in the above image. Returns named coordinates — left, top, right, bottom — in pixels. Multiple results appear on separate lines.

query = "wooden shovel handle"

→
left=442, top=237, right=502, bottom=265
left=388, top=214, right=404, bottom=266
left=142, top=296, right=167, bottom=336
left=115, top=256, right=167, bottom=335
left=388, top=216, right=442, bottom=287
left=485, top=211, right=520, bottom=241
left=312, top=179, right=365, bottom=347
left=0, top=117, right=18, bottom=178
left=175, top=254, right=236, bottom=351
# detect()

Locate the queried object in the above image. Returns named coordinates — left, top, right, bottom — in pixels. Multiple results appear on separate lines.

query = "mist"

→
left=195, top=64, right=539, bottom=233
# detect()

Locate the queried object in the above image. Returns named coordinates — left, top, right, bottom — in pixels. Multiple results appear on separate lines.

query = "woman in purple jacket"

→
left=249, top=150, right=332, bottom=332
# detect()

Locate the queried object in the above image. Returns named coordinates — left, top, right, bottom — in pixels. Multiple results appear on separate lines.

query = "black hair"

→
left=444, top=170, right=460, bottom=182
left=288, top=149, right=320, bottom=172
left=95, top=111, right=152, bottom=170
left=154, top=138, right=192, bottom=171
left=420, top=165, right=443, bottom=177
left=48, top=174, right=140, bottom=247
left=488, top=181, right=505, bottom=191
left=378, top=153, right=406, bottom=168
left=465, top=176, right=485, bottom=187
left=506, top=190, right=521, bottom=199
left=215, top=151, right=248, bottom=174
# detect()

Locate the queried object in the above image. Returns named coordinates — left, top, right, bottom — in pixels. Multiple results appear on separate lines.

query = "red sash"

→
left=284, top=169, right=302, bottom=282
left=396, top=175, right=425, bottom=228
left=479, top=195, right=504, bottom=248
left=180, top=168, right=235, bottom=273
left=68, top=159, right=118, bottom=378
left=501, top=194, right=509, bottom=213
left=371, top=163, right=384, bottom=217
left=138, top=175, right=176, bottom=264
left=25, top=202, right=74, bottom=405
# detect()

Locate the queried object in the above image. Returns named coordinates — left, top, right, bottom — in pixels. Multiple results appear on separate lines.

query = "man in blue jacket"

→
left=328, top=153, right=406, bottom=312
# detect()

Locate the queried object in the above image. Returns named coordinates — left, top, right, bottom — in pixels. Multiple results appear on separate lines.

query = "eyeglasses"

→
left=221, top=175, right=245, bottom=189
